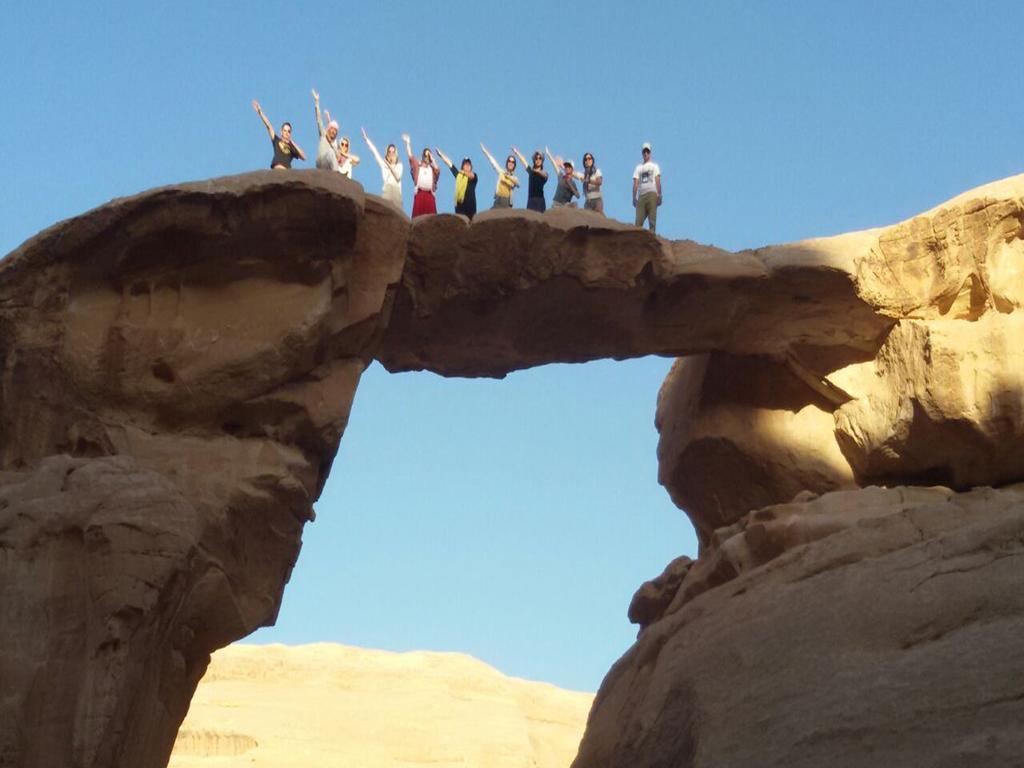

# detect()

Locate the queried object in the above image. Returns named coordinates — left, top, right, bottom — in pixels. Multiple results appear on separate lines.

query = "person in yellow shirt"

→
left=480, top=143, right=520, bottom=209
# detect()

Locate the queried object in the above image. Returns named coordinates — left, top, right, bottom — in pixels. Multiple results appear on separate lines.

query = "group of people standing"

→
left=251, top=93, right=664, bottom=233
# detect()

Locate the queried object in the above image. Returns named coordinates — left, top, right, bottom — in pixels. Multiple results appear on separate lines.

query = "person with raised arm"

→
left=436, top=147, right=478, bottom=220
left=513, top=147, right=548, bottom=212
left=252, top=99, right=306, bottom=169
left=480, top=143, right=519, bottom=209
left=361, top=128, right=403, bottom=209
left=546, top=147, right=581, bottom=208
left=312, top=89, right=340, bottom=172
left=329, top=126, right=360, bottom=179
left=580, top=152, right=604, bottom=213
left=403, top=133, right=440, bottom=218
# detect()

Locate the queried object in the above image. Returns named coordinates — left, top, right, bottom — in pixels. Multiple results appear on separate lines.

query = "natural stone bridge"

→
left=2, top=171, right=1022, bottom=767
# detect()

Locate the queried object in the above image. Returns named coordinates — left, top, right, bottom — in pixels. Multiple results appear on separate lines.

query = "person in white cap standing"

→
left=632, top=142, right=662, bottom=232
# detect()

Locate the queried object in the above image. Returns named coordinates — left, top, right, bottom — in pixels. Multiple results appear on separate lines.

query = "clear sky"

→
left=4, top=1, right=1022, bottom=693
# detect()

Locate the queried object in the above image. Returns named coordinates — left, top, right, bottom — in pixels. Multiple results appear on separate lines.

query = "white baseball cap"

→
left=641, top=142, right=652, bottom=152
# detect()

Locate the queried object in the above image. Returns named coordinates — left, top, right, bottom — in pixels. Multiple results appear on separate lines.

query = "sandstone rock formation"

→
left=574, top=175, right=1024, bottom=766
left=574, top=485, right=1024, bottom=768
left=656, top=175, right=1024, bottom=542
left=0, top=171, right=406, bottom=767
left=3, top=168, right=1023, bottom=768
left=168, top=642, right=593, bottom=768
left=378, top=208, right=892, bottom=377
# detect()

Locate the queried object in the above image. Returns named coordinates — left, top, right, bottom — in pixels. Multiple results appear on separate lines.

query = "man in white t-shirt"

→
left=632, top=142, right=662, bottom=233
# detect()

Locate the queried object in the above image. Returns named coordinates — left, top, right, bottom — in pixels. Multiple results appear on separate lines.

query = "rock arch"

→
left=1, top=170, right=1022, bottom=767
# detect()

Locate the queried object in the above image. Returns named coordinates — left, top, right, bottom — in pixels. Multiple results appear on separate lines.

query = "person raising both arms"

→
left=480, top=143, right=519, bottom=209
left=361, top=128, right=404, bottom=209
left=252, top=100, right=306, bottom=169
left=580, top=152, right=604, bottom=214
left=436, top=148, right=478, bottom=220
left=311, top=88, right=340, bottom=172
left=512, top=147, right=548, bottom=212
left=545, top=148, right=581, bottom=208
left=633, top=142, right=662, bottom=233
left=403, top=133, right=440, bottom=218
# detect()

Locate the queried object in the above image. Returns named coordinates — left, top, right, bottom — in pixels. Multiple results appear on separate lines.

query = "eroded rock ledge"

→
left=2, top=170, right=1023, bottom=768
left=377, top=208, right=892, bottom=377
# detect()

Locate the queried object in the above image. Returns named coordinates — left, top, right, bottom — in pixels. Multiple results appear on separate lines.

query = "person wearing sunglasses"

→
left=361, top=127, right=404, bottom=209
left=480, top=143, right=519, bottom=209
left=512, top=147, right=549, bottom=212
left=581, top=152, right=604, bottom=214
left=334, top=135, right=360, bottom=179
left=403, top=133, right=440, bottom=218
left=252, top=99, right=306, bottom=169
left=311, top=88, right=341, bottom=172
left=544, top=148, right=581, bottom=208
left=435, top=147, right=478, bottom=220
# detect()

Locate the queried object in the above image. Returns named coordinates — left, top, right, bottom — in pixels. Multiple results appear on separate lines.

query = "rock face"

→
left=167, top=643, right=593, bottom=768
left=573, top=485, right=1024, bottom=768
left=0, top=172, right=407, bottom=768
left=2, top=169, right=1023, bottom=768
left=656, top=175, right=1024, bottom=543
left=378, top=208, right=892, bottom=378
left=576, top=175, right=1024, bottom=766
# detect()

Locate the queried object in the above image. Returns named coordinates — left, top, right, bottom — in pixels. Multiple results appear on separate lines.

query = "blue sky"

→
left=4, top=1, right=1022, bottom=692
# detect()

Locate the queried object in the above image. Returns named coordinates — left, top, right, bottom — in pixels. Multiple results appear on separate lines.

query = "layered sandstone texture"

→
left=378, top=208, right=892, bottom=377
left=3, top=167, right=1023, bottom=768
left=656, top=175, right=1024, bottom=542
left=574, top=485, right=1024, bottom=768
left=0, top=171, right=407, bottom=768
left=575, top=176, right=1024, bottom=767
left=168, top=643, right=593, bottom=768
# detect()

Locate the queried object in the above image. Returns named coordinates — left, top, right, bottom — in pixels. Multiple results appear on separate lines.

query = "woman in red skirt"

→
left=403, top=133, right=440, bottom=218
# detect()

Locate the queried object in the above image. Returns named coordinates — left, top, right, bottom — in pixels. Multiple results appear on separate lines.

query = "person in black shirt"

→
left=252, top=99, right=306, bottom=169
left=513, top=147, right=549, bottom=212
left=436, top=148, right=478, bottom=219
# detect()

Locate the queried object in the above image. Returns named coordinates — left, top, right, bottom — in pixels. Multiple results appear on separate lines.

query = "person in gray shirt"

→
left=552, top=160, right=581, bottom=207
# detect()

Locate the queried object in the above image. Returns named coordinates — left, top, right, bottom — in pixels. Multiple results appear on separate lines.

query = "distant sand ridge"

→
left=169, top=643, right=593, bottom=768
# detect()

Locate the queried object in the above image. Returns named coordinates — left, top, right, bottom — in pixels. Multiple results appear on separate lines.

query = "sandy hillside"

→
left=169, top=643, right=594, bottom=768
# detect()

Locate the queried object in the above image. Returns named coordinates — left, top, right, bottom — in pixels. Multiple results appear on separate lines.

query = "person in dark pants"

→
left=252, top=99, right=306, bottom=169
left=513, top=147, right=549, bottom=212
left=436, top=148, right=478, bottom=220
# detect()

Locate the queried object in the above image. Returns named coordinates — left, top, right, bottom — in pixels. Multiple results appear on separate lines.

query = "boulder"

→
left=576, top=485, right=1024, bottom=768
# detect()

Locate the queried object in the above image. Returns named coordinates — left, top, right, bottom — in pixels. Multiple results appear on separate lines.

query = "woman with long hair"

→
left=513, top=147, right=548, bottom=212
left=480, top=143, right=519, bottom=209
left=403, top=133, right=440, bottom=218
left=581, top=152, right=604, bottom=213
left=361, top=127, right=404, bottom=209
left=252, top=99, right=306, bottom=169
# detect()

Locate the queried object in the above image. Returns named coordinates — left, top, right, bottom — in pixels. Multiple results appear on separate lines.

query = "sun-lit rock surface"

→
left=3, top=170, right=1023, bottom=767
left=575, top=485, right=1024, bottom=768
left=0, top=171, right=407, bottom=767
left=169, top=643, right=593, bottom=768
left=656, top=174, right=1024, bottom=539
